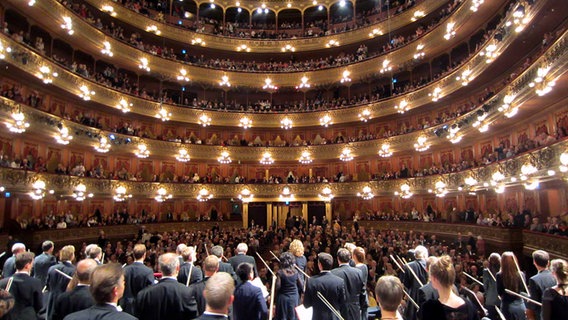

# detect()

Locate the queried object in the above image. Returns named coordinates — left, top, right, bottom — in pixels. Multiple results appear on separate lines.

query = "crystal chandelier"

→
left=319, top=114, right=332, bottom=127
left=155, top=187, right=173, bottom=202
left=198, top=114, right=211, bottom=127
left=135, top=143, right=150, bottom=158
left=239, top=117, right=252, bottom=129
left=238, top=188, right=254, bottom=203
left=113, top=186, right=132, bottom=202
left=280, top=117, right=293, bottom=130
left=260, top=152, right=274, bottom=165
left=218, top=151, right=232, bottom=164
left=116, top=98, right=132, bottom=113
left=357, top=186, right=374, bottom=200
left=94, top=137, right=111, bottom=153
left=429, top=180, right=448, bottom=197
left=299, top=151, right=312, bottom=164
left=414, top=136, right=430, bottom=152
left=30, top=180, right=47, bottom=200
left=394, top=183, right=413, bottom=199
left=358, top=109, right=371, bottom=122
left=197, top=188, right=213, bottom=201
left=36, top=65, right=58, bottom=84
left=5, top=111, right=30, bottom=133
left=319, top=186, right=334, bottom=202
left=79, top=85, right=95, bottom=101
left=55, top=126, right=73, bottom=145
left=279, top=186, right=295, bottom=201
left=340, top=147, right=353, bottom=161
left=72, top=183, right=93, bottom=201
left=378, top=143, right=392, bottom=157
left=177, top=68, right=190, bottom=82
left=156, top=108, right=171, bottom=121
left=176, top=148, right=190, bottom=162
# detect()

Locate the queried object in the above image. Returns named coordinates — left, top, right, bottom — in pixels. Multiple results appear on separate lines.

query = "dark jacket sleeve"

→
left=256, top=286, right=269, bottom=319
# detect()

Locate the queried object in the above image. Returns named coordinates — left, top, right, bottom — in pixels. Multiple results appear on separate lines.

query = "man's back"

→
left=233, top=281, right=268, bottom=320
left=304, top=271, right=345, bottom=320
left=53, top=285, right=95, bottom=320
left=2, top=257, right=16, bottom=278
left=177, top=263, right=203, bottom=286
left=0, top=273, right=43, bottom=320
left=64, top=304, right=137, bottom=320
left=228, top=254, right=257, bottom=277
left=528, top=269, right=557, bottom=318
left=331, top=264, right=366, bottom=320
left=135, top=278, right=195, bottom=320
left=120, top=262, right=154, bottom=314
left=33, top=253, right=56, bottom=286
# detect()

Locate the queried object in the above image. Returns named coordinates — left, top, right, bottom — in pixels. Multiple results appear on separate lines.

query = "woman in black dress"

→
left=275, top=252, right=302, bottom=320
left=420, top=255, right=479, bottom=320
left=542, top=259, right=568, bottom=320
left=496, top=251, right=527, bottom=320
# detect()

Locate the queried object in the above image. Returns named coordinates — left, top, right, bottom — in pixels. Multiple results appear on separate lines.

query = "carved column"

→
left=302, top=201, right=308, bottom=222
left=266, top=202, right=273, bottom=228
left=242, top=202, right=248, bottom=228
left=325, top=201, right=332, bottom=223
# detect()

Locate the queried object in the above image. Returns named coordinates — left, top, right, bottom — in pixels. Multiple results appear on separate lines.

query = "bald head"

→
left=77, top=259, right=98, bottom=284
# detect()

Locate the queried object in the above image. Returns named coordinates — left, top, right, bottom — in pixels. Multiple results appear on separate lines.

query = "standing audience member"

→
left=135, top=253, right=194, bottom=320
left=188, top=255, right=219, bottom=318
left=233, top=263, right=268, bottom=320
left=353, top=247, right=369, bottom=320
left=331, top=248, right=367, bottom=320
left=275, top=252, right=302, bottom=320
left=420, top=255, right=479, bottom=320
left=177, top=246, right=202, bottom=286
left=418, top=256, right=440, bottom=312
left=483, top=253, right=501, bottom=320
left=63, top=263, right=136, bottom=320
left=542, top=259, right=568, bottom=320
left=52, top=259, right=97, bottom=320
left=197, top=272, right=235, bottom=320
left=528, top=250, right=556, bottom=320
left=120, top=244, right=154, bottom=315
left=0, top=252, right=43, bottom=320
left=497, top=252, right=527, bottom=320
left=46, top=245, right=76, bottom=320
left=304, top=253, right=346, bottom=320
left=403, top=245, right=429, bottom=320
left=375, top=276, right=404, bottom=320
left=289, top=240, right=306, bottom=287
left=210, top=245, right=237, bottom=283
left=2, top=243, right=26, bottom=278
left=229, top=243, right=258, bottom=279
left=32, top=241, right=56, bottom=286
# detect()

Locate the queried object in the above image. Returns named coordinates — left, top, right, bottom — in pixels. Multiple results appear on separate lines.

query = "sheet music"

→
left=251, top=277, right=269, bottom=299
left=295, top=304, right=313, bottom=320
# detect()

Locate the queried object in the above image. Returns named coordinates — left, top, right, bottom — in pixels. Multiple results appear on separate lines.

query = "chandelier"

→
left=340, top=147, right=353, bottom=161
left=191, top=37, right=206, bottom=46
left=279, top=186, right=295, bottom=201
left=520, top=163, right=537, bottom=181
left=480, top=42, right=499, bottom=63
left=145, top=25, right=161, bottom=35
left=238, top=188, right=254, bottom=203
left=138, top=57, right=151, bottom=72
left=470, top=0, right=484, bottom=11
left=357, top=186, right=374, bottom=200
left=464, top=176, right=478, bottom=186
left=218, top=151, right=232, bottom=164
left=325, top=39, right=340, bottom=48
left=280, top=117, right=293, bottom=130
left=340, top=70, right=352, bottom=83
left=411, top=10, right=425, bottom=21
left=239, top=117, right=252, bottom=129
left=379, top=59, right=392, bottom=73
left=430, top=180, right=448, bottom=198
left=101, top=41, right=113, bottom=57
left=282, top=44, right=296, bottom=52
left=319, top=114, right=332, bottom=127
left=198, top=114, right=211, bottom=127
left=197, top=188, right=213, bottom=201
left=237, top=44, right=251, bottom=52
left=394, top=183, right=413, bottom=199
left=524, top=180, right=539, bottom=190
left=260, top=152, right=274, bottom=165
left=394, top=100, right=409, bottom=114
left=444, top=22, right=456, bottom=40
left=30, top=180, right=47, bottom=200
left=175, top=148, right=190, bottom=162
left=414, top=44, right=425, bottom=60
left=319, top=186, right=334, bottom=202
left=177, top=68, right=190, bottom=82
left=36, top=65, right=58, bottom=84
left=72, top=183, right=93, bottom=201
left=296, top=76, right=311, bottom=90
left=5, top=111, right=30, bottom=133
left=135, top=143, right=150, bottom=158
left=155, top=187, right=173, bottom=202
left=79, top=85, right=95, bottom=101
left=299, top=151, right=312, bottom=164
left=116, top=98, right=132, bottom=113
left=61, top=16, right=74, bottom=35
left=414, top=136, right=430, bottom=152
left=559, top=152, right=568, bottom=172
left=55, top=126, right=73, bottom=145
left=94, top=137, right=111, bottom=153
left=113, top=186, right=132, bottom=202
left=368, top=28, right=383, bottom=38
left=378, top=143, right=392, bottom=158
left=263, top=78, right=277, bottom=91
left=156, top=108, right=171, bottom=121
left=529, top=66, right=556, bottom=96
left=429, top=87, right=442, bottom=101
left=0, top=42, right=12, bottom=59
left=358, top=109, right=371, bottom=122
left=219, top=75, right=231, bottom=87
left=456, top=69, right=474, bottom=86
left=101, top=5, right=116, bottom=16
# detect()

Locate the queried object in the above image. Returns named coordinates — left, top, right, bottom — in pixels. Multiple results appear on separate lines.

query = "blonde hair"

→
left=289, top=239, right=304, bottom=257
left=59, top=245, right=75, bottom=262
left=429, top=255, right=455, bottom=288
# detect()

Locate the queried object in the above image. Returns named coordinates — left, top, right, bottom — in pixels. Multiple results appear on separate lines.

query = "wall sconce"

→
left=394, top=100, right=409, bottom=114
left=191, top=37, right=206, bottom=46
left=296, top=76, right=311, bottom=90
left=319, top=114, right=332, bottom=127
left=219, top=75, right=231, bottom=87
left=279, top=186, right=295, bottom=201
left=325, top=40, right=339, bottom=48
left=379, top=59, right=392, bottom=73
left=30, top=180, right=48, bottom=200
left=414, top=136, right=430, bottom=152
left=429, top=180, right=448, bottom=197
left=155, top=108, right=171, bottom=121
left=368, top=28, right=383, bottom=38
left=456, top=69, right=474, bottom=86
left=0, top=42, right=12, bottom=59
left=358, top=109, right=371, bottom=122
left=177, top=68, right=190, bottom=82
left=444, top=22, right=456, bottom=40
left=138, top=58, right=150, bottom=72
left=145, top=25, right=161, bottom=35
left=281, top=44, right=296, bottom=52
left=236, top=44, right=251, bottom=52
left=262, top=78, right=277, bottom=91
left=340, top=70, right=352, bottom=83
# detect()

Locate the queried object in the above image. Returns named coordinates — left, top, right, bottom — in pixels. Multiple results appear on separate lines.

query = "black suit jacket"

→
left=120, top=262, right=154, bottom=315
left=1, top=257, right=16, bottom=278
left=135, top=277, right=195, bottom=320
left=0, top=273, right=43, bottom=320
left=63, top=304, right=137, bottom=320
left=52, top=285, right=95, bottom=320
left=331, top=264, right=366, bottom=320
left=188, top=277, right=209, bottom=317
left=218, top=261, right=238, bottom=284
left=233, top=281, right=268, bottom=320
left=46, top=261, right=76, bottom=320
left=177, top=263, right=203, bottom=286
left=402, top=259, right=428, bottom=320
left=528, top=269, right=557, bottom=318
left=228, top=254, right=257, bottom=278
left=32, top=253, right=56, bottom=286
left=196, top=313, right=229, bottom=320
left=304, top=271, right=346, bottom=320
